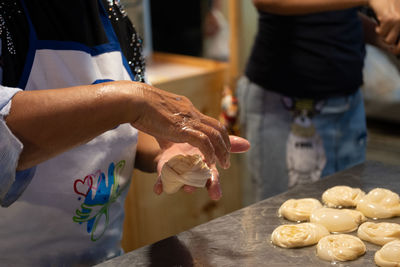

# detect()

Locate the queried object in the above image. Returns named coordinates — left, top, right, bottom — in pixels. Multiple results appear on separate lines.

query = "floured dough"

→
left=322, top=185, right=365, bottom=208
left=356, top=188, right=400, bottom=219
left=375, top=240, right=400, bottom=267
left=310, top=207, right=366, bottom=233
left=278, top=198, right=323, bottom=222
left=160, top=154, right=211, bottom=194
left=358, top=222, right=400, bottom=246
left=271, top=222, right=329, bottom=248
left=317, top=234, right=366, bottom=262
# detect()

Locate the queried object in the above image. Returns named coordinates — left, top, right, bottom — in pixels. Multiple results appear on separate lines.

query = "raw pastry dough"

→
left=278, top=198, right=323, bottom=222
left=358, top=222, right=400, bottom=246
left=310, top=207, right=366, bottom=233
left=271, top=222, right=329, bottom=248
left=322, top=185, right=365, bottom=208
left=356, top=188, right=400, bottom=219
left=375, top=240, right=400, bottom=267
left=160, top=154, right=211, bottom=194
left=317, top=234, right=366, bottom=262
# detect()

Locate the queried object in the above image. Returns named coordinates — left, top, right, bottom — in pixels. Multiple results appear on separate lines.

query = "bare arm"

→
left=7, top=81, right=134, bottom=170
left=6, top=80, right=231, bottom=171
left=134, top=131, right=160, bottom=173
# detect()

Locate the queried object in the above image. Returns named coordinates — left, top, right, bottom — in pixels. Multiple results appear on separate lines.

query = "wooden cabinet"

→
left=121, top=53, right=245, bottom=252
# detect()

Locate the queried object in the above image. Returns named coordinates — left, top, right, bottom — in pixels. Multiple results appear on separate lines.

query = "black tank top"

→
left=245, top=9, right=365, bottom=98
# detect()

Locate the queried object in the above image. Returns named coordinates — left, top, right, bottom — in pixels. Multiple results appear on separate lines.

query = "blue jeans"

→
left=236, top=77, right=367, bottom=204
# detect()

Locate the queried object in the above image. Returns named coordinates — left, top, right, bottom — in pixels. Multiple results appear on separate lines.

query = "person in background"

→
left=0, top=1, right=249, bottom=266
left=150, top=0, right=209, bottom=57
left=237, top=0, right=400, bottom=204
left=150, top=0, right=228, bottom=60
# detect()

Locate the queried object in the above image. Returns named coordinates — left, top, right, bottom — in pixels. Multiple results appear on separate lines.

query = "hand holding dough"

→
left=310, top=208, right=366, bottom=233
left=317, top=234, right=366, bottom=262
left=278, top=198, right=322, bottom=222
left=375, top=240, right=400, bottom=267
left=271, top=222, right=329, bottom=248
left=356, top=188, right=400, bottom=219
left=322, top=185, right=365, bottom=208
left=160, top=154, right=211, bottom=194
left=358, top=222, right=400, bottom=246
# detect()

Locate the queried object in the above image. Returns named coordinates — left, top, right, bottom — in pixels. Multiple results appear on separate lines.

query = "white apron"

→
left=0, top=1, right=138, bottom=266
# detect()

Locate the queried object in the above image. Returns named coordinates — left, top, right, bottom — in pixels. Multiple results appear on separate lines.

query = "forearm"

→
left=6, top=80, right=141, bottom=170
left=134, top=131, right=161, bottom=173
left=252, top=0, right=369, bottom=15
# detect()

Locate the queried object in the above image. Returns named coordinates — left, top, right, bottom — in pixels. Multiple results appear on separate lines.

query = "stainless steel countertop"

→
left=96, top=161, right=400, bottom=267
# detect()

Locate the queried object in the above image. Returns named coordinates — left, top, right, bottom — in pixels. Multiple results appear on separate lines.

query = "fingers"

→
left=384, top=24, right=400, bottom=45
left=206, top=167, right=222, bottom=201
left=378, top=22, right=400, bottom=53
left=154, top=165, right=221, bottom=201
left=372, top=0, right=400, bottom=52
left=174, top=126, right=216, bottom=166
left=153, top=177, right=163, bottom=195
left=182, top=185, right=197, bottom=193
left=133, top=86, right=231, bottom=170
left=199, top=112, right=231, bottom=152
left=177, top=118, right=230, bottom=169
left=154, top=176, right=197, bottom=196
left=376, top=19, right=392, bottom=40
left=393, top=43, right=400, bottom=55
left=195, top=121, right=230, bottom=169
left=229, top=135, right=251, bottom=153
left=168, top=103, right=231, bottom=169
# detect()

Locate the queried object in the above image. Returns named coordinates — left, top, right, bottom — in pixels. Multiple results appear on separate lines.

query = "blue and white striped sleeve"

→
left=0, top=86, right=36, bottom=207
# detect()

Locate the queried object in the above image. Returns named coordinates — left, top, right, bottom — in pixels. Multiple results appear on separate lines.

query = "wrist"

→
left=108, top=80, right=146, bottom=125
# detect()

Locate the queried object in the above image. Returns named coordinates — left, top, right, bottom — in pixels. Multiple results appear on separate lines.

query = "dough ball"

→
left=375, top=240, right=400, bottom=267
left=322, top=185, right=365, bottom=208
left=356, top=188, right=400, bottom=219
left=271, top=222, right=329, bottom=248
left=160, top=154, right=211, bottom=194
left=278, top=198, right=323, bottom=222
left=358, top=222, right=400, bottom=246
left=317, top=234, right=366, bottom=262
left=310, top=207, right=366, bottom=233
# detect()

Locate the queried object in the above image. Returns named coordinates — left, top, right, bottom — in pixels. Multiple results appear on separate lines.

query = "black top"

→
left=245, top=9, right=366, bottom=98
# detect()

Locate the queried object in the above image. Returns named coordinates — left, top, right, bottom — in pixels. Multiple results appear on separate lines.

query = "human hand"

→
left=369, top=0, right=400, bottom=54
left=129, top=82, right=231, bottom=169
left=153, top=135, right=250, bottom=201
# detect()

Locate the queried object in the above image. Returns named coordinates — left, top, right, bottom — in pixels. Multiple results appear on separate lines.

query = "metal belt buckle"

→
left=282, top=97, right=324, bottom=117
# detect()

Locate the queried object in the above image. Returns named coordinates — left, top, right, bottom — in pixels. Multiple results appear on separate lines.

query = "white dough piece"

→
left=278, top=198, right=323, bottom=222
left=358, top=222, right=400, bottom=246
left=271, top=222, right=329, bottom=248
left=356, top=188, right=400, bottom=219
left=160, top=154, right=211, bottom=194
left=310, top=207, right=366, bottom=233
left=375, top=240, right=400, bottom=267
left=317, top=234, right=366, bottom=262
left=322, top=185, right=365, bottom=208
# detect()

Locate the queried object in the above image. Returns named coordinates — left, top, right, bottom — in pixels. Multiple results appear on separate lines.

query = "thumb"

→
left=153, top=176, right=163, bottom=195
left=229, top=135, right=250, bottom=153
